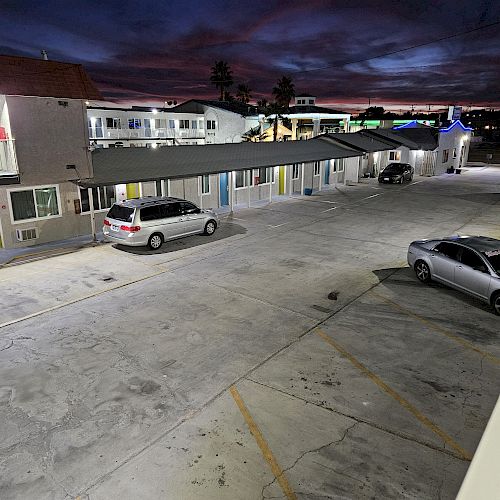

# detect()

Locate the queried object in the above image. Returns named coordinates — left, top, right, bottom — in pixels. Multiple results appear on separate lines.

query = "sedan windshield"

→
left=484, top=250, right=500, bottom=274
left=107, top=204, right=134, bottom=222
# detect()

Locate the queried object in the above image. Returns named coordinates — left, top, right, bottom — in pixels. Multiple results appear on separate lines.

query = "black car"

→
left=378, top=163, right=414, bottom=184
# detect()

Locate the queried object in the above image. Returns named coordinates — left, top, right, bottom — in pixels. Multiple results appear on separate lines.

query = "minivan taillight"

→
left=120, top=225, right=141, bottom=232
left=103, top=219, right=111, bottom=226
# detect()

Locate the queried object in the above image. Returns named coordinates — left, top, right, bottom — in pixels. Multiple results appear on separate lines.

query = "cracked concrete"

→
left=1, top=169, right=500, bottom=499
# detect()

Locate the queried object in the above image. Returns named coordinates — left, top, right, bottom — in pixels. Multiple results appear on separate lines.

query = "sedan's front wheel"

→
left=415, top=260, right=431, bottom=283
left=492, top=292, right=500, bottom=316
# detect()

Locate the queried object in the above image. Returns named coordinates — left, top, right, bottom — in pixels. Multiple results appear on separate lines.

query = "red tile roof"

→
left=0, top=55, right=103, bottom=100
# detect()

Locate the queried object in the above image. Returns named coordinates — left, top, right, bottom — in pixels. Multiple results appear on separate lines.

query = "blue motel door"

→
left=324, top=160, right=330, bottom=185
left=219, top=172, right=229, bottom=206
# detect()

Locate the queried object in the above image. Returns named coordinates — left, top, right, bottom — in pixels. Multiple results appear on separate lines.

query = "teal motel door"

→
left=219, top=172, right=229, bottom=206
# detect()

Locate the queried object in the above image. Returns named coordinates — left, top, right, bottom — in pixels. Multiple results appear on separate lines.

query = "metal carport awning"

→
left=78, top=139, right=361, bottom=188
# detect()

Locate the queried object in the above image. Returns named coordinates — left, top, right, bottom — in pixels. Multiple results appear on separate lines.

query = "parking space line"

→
left=371, top=291, right=500, bottom=366
left=0, top=271, right=165, bottom=330
left=268, top=222, right=290, bottom=228
left=321, top=206, right=338, bottom=213
left=230, top=385, right=297, bottom=500
left=316, top=329, right=473, bottom=461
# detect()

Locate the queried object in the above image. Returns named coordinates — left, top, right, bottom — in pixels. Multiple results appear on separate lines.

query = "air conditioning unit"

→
left=16, top=227, right=38, bottom=242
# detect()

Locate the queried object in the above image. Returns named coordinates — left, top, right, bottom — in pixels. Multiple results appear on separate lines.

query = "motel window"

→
left=155, top=119, right=167, bottom=129
left=155, top=180, right=163, bottom=196
left=179, top=120, right=190, bottom=129
left=389, top=151, right=401, bottom=161
left=128, top=118, right=142, bottom=129
left=292, top=164, right=300, bottom=179
left=442, top=149, right=449, bottom=163
left=10, top=186, right=60, bottom=222
left=201, top=175, right=210, bottom=194
left=308, top=99, right=314, bottom=104
left=256, top=167, right=274, bottom=185
left=191, top=120, right=198, bottom=129
left=235, top=170, right=252, bottom=188
left=169, top=120, right=176, bottom=129
left=207, top=120, right=216, bottom=130
left=313, top=161, right=320, bottom=176
left=79, top=186, right=116, bottom=213
left=452, top=148, right=457, bottom=159
left=106, top=118, right=121, bottom=129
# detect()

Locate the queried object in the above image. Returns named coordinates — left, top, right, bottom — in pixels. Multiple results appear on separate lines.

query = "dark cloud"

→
left=0, top=0, right=499, bottom=110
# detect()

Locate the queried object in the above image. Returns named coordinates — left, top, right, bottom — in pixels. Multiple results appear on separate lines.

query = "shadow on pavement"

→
left=114, top=222, right=247, bottom=255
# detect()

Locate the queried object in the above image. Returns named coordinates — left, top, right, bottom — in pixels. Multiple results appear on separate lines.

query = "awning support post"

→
left=269, top=168, right=273, bottom=204
left=288, top=164, right=292, bottom=197
left=247, top=171, right=251, bottom=208
left=88, top=187, right=97, bottom=243
left=301, top=163, right=305, bottom=195
left=229, top=171, right=234, bottom=214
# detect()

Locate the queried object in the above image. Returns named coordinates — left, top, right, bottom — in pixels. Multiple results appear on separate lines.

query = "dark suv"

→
left=378, top=163, right=414, bottom=184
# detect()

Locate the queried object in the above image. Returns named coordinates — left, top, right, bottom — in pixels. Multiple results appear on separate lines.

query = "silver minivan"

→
left=103, top=196, right=219, bottom=250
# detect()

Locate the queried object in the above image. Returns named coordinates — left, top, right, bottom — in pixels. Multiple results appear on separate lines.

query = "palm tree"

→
left=265, top=101, right=285, bottom=141
left=272, top=76, right=295, bottom=109
left=256, top=98, right=268, bottom=112
left=236, top=84, right=251, bottom=104
left=210, top=61, right=234, bottom=101
left=241, top=127, right=266, bottom=142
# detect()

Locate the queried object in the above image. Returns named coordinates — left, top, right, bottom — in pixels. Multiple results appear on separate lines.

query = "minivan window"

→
left=140, top=205, right=165, bottom=221
left=107, top=204, right=134, bottom=222
left=181, top=202, right=200, bottom=214
left=164, top=202, right=182, bottom=217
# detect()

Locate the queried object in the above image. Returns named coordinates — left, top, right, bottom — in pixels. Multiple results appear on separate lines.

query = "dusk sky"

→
left=1, top=0, right=499, bottom=111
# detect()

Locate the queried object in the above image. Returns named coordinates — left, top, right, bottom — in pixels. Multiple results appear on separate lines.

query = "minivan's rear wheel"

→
left=415, top=260, right=431, bottom=283
left=492, top=292, right=500, bottom=316
left=148, top=233, right=163, bottom=250
left=204, top=220, right=216, bottom=235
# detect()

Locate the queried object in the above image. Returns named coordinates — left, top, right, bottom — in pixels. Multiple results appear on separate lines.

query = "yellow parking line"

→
left=371, top=291, right=500, bottom=366
left=230, top=385, right=297, bottom=500
left=316, top=329, right=473, bottom=461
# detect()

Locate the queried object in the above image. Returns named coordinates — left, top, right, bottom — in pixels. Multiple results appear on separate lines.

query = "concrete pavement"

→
left=1, top=169, right=499, bottom=499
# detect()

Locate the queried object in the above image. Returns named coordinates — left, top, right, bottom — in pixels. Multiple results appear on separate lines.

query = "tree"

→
left=210, top=61, right=234, bottom=101
left=241, top=127, right=266, bottom=142
left=256, top=98, right=268, bottom=112
left=272, top=76, right=295, bottom=109
left=265, top=101, right=285, bottom=141
left=236, top=84, right=251, bottom=104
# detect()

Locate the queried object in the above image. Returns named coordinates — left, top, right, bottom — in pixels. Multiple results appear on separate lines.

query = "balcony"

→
left=0, top=139, right=20, bottom=183
left=90, top=128, right=206, bottom=141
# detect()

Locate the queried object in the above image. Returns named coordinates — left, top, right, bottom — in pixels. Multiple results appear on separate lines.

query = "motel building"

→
left=0, top=54, right=472, bottom=249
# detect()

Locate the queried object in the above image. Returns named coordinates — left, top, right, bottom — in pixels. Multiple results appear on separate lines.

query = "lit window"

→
left=255, top=167, right=273, bottom=184
left=389, top=151, right=401, bottom=161
left=201, top=175, right=210, bottom=194
left=10, top=186, right=60, bottom=222
left=191, top=120, right=197, bottom=129
left=128, top=118, right=141, bottom=129
left=155, top=119, right=166, bottom=129
left=168, top=120, right=175, bottom=129
left=79, top=186, right=116, bottom=212
left=235, top=170, right=252, bottom=188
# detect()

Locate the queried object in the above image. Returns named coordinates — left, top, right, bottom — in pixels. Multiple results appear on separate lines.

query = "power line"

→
left=292, top=19, right=500, bottom=75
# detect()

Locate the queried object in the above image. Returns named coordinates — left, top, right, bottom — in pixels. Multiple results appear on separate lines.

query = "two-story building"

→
left=0, top=55, right=102, bottom=249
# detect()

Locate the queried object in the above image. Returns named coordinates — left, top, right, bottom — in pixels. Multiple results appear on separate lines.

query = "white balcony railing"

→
left=91, top=128, right=206, bottom=140
left=0, top=139, right=19, bottom=175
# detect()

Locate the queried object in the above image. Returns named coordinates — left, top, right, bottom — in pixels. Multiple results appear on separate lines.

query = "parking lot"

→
left=1, top=167, right=499, bottom=499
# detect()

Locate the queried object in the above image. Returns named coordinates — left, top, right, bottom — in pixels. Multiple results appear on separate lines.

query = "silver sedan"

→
left=407, top=236, right=500, bottom=315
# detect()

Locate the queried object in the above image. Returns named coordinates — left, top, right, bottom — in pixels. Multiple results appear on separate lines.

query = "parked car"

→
left=407, top=236, right=500, bottom=315
left=378, top=163, right=414, bottom=183
left=103, top=196, right=219, bottom=250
